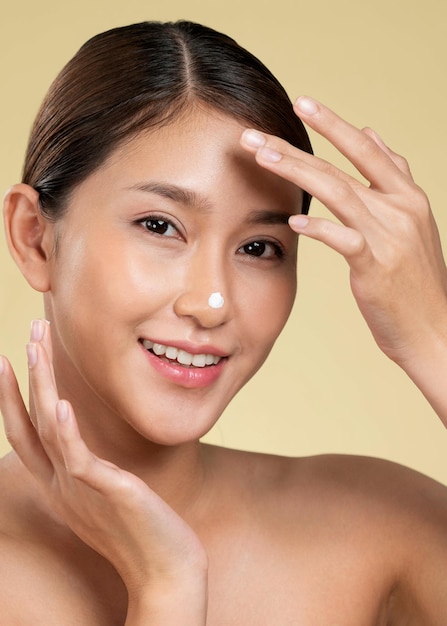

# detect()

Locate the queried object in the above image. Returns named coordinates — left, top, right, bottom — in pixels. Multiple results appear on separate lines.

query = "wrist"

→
left=126, top=570, right=208, bottom=626
left=395, top=324, right=447, bottom=426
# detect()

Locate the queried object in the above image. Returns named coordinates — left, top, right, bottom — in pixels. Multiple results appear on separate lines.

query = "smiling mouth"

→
left=140, top=339, right=223, bottom=368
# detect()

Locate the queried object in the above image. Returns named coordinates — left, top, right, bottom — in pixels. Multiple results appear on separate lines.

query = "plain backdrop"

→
left=1, top=0, right=447, bottom=483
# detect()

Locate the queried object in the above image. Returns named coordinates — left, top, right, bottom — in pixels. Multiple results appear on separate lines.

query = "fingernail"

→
left=30, top=319, right=45, bottom=342
left=0, top=356, right=5, bottom=375
left=289, top=214, right=309, bottom=229
left=26, top=343, right=37, bottom=369
left=294, top=96, right=319, bottom=115
left=258, top=146, right=283, bottom=163
left=242, top=129, right=266, bottom=148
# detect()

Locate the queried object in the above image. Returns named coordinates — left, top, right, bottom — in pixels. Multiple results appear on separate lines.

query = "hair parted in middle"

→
left=22, top=20, right=313, bottom=219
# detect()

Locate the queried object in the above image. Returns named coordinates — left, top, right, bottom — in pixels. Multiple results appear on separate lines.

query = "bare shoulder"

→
left=282, top=452, right=447, bottom=515
left=212, top=446, right=447, bottom=624
left=296, top=454, right=447, bottom=624
left=255, top=450, right=447, bottom=562
left=209, top=443, right=447, bottom=520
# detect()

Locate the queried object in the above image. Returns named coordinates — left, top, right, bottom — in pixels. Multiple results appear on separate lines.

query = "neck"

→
left=31, top=388, right=211, bottom=521
left=81, top=414, right=210, bottom=518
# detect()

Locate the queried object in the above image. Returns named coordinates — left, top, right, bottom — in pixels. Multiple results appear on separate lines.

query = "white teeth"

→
left=142, top=339, right=222, bottom=367
left=165, top=346, right=178, bottom=360
left=177, top=350, right=193, bottom=366
left=152, top=342, right=166, bottom=356
left=192, top=354, right=206, bottom=368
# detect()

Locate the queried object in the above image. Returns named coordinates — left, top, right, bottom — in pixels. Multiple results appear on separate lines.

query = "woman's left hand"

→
left=240, top=97, right=447, bottom=423
left=0, top=323, right=209, bottom=624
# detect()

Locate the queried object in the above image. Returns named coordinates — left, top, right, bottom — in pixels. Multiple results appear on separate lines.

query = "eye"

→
left=138, top=216, right=179, bottom=238
left=239, top=240, right=284, bottom=259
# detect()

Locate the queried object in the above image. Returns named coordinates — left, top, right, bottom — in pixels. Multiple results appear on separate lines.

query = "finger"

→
left=56, top=399, right=123, bottom=494
left=289, top=214, right=373, bottom=267
left=251, top=144, right=373, bottom=228
left=241, top=128, right=358, bottom=188
left=293, top=96, right=409, bottom=192
left=362, top=127, right=413, bottom=179
left=27, top=339, right=62, bottom=462
left=30, top=319, right=55, bottom=376
left=28, top=319, right=56, bottom=426
left=0, top=355, right=53, bottom=481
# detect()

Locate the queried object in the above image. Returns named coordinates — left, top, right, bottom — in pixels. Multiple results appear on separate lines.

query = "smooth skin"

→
left=0, top=98, right=447, bottom=625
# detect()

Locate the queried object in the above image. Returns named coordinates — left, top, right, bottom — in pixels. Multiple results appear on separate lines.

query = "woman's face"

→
left=44, top=107, right=302, bottom=447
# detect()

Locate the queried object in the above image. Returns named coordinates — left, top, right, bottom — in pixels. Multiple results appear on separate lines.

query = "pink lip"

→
left=139, top=342, right=227, bottom=389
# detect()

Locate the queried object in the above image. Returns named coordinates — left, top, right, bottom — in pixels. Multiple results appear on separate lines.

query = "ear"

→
left=3, top=183, right=54, bottom=292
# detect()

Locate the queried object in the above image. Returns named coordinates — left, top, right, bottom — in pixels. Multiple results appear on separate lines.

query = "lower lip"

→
left=140, top=344, right=226, bottom=388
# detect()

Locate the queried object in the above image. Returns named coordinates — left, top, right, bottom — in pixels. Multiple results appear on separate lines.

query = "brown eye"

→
left=244, top=241, right=266, bottom=256
left=139, top=217, right=178, bottom=237
left=144, top=219, right=169, bottom=234
left=240, top=240, right=283, bottom=259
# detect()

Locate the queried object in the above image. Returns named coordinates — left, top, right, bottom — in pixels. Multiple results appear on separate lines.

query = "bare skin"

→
left=1, top=98, right=447, bottom=624
left=0, top=446, right=447, bottom=625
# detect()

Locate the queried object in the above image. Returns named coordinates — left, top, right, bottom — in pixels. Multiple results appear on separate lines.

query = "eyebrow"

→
left=128, top=181, right=295, bottom=226
left=246, top=209, right=294, bottom=226
left=128, top=182, right=212, bottom=212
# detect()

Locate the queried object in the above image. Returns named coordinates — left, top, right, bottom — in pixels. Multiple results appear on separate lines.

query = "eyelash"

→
left=137, top=215, right=180, bottom=238
left=136, top=215, right=284, bottom=260
left=238, top=240, right=284, bottom=260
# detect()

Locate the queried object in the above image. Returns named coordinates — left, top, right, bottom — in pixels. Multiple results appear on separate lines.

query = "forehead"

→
left=72, top=107, right=303, bottom=215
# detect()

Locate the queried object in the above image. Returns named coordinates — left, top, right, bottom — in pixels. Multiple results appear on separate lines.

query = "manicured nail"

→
left=258, top=146, right=283, bottom=163
left=242, top=129, right=266, bottom=148
left=294, top=96, right=319, bottom=115
left=26, top=343, right=37, bottom=368
left=289, top=214, right=309, bottom=229
left=30, top=319, right=45, bottom=342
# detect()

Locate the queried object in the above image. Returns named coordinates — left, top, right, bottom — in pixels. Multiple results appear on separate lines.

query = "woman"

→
left=0, top=20, right=447, bottom=625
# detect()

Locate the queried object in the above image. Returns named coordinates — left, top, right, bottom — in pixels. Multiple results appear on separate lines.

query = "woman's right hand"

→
left=0, top=320, right=208, bottom=625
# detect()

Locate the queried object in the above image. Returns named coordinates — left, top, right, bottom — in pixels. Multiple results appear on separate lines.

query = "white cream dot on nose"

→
left=208, top=292, right=224, bottom=309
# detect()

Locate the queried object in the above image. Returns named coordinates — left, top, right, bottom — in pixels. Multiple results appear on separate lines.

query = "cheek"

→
left=239, top=267, right=297, bottom=353
left=50, top=235, right=174, bottom=319
left=265, top=280, right=296, bottom=340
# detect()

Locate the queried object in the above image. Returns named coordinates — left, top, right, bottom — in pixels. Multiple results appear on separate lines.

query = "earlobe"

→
left=3, top=183, right=54, bottom=293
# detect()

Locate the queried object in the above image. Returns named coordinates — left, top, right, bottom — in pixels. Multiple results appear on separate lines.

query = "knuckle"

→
left=345, top=230, right=366, bottom=257
left=4, top=428, right=20, bottom=450
left=410, top=184, right=430, bottom=212
left=331, top=181, right=351, bottom=202
left=394, top=153, right=410, bottom=170
left=397, top=183, right=431, bottom=220
left=356, top=131, right=390, bottom=164
left=319, top=221, right=333, bottom=239
left=65, top=459, right=89, bottom=480
left=65, top=454, right=96, bottom=482
left=67, top=466, right=85, bottom=480
left=357, top=134, right=376, bottom=159
left=288, top=161, right=303, bottom=179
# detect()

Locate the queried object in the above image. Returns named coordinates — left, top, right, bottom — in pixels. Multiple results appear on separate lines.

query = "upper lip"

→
left=138, top=337, right=230, bottom=358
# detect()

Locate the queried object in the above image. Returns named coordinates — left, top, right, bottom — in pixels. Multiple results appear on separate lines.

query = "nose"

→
left=174, top=287, right=232, bottom=328
left=173, top=255, right=232, bottom=328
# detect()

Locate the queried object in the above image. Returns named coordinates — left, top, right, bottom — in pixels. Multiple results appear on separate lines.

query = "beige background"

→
left=1, top=0, right=446, bottom=483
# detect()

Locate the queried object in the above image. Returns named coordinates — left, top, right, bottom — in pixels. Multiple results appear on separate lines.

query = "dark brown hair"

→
left=22, top=21, right=313, bottom=218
